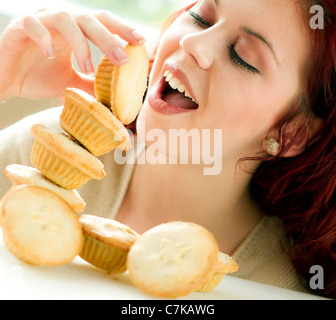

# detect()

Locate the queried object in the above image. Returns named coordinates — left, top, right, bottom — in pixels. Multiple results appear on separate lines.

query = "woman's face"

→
left=137, top=0, right=311, bottom=162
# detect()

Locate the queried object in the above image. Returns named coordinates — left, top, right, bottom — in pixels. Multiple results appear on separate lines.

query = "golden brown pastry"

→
left=1, top=185, right=83, bottom=266
left=79, top=214, right=139, bottom=274
left=60, top=88, right=131, bottom=156
left=197, top=251, right=239, bottom=292
left=5, top=164, right=86, bottom=213
left=30, top=124, right=106, bottom=190
left=127, top=221, right=219, bottom=298
left=94, top=44, right=149, bottom=125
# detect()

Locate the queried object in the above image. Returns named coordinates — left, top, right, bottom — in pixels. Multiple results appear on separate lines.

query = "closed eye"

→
left=188, top=10, right=212, bottom=28
left=188, top=9, right=259, bottom=75
left=228, top=45, right=259, bottom=75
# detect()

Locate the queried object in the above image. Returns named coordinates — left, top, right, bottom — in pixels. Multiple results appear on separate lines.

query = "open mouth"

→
left=161, top=71, right=199, bottom=110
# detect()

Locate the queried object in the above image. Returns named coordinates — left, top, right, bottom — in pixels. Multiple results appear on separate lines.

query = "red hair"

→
left=250, top=0, right=336, bottom=298
left=151, top=1, right=336, bottom=298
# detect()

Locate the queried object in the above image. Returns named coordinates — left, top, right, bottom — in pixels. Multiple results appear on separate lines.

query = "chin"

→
left=135, top=100, right=200, bottom=164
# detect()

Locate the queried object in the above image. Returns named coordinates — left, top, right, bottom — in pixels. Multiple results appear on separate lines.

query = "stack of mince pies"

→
left=0, top=44, right=149, bottom=267
left=0, top=44, right=239, bottom=298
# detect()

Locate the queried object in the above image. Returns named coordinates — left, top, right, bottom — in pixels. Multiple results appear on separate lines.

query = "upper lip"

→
left=163, top=63, right=198, bottom=105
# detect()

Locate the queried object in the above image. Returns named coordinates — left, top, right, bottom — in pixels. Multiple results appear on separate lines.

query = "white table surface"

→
left=0, top=229, right=326, bottom=300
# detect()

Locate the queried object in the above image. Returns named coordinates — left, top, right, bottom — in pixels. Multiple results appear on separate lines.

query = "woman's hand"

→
left=0, top=9, right=146, bottom=100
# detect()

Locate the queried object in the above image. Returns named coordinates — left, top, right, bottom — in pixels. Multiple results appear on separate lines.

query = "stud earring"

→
left=264, top=138, right=280, bottom=156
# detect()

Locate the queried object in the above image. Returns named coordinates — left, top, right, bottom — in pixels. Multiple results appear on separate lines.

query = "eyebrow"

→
left=240, top=26, right=278, bottom=63
left=213, top=0, right=280, bottom=65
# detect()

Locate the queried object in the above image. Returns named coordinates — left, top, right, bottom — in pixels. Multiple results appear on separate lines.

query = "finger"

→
left=39, top=11, right=93, bottom=74
left=20, top=15, right=54, bottom=59
left=75, top=14, right=130, bottom=66
left=34, top=8, right=49, bottom=14
left=94, top=10, right=146, bottom=45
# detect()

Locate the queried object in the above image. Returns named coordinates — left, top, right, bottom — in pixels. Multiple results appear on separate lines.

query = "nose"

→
left=179, top=30, right=216, bottom=70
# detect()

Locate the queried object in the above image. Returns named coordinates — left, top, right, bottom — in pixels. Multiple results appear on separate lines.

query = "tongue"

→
left=163, top=91, right=198, bottom=110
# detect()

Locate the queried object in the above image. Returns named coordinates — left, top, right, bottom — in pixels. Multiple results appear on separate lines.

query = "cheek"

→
left=152, top=35, right=176, bottom=69
left=199, top=76, right=291, bottom=151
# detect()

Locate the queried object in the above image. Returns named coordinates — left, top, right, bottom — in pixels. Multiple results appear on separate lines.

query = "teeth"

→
left=163, top=71, right=196, bottom=103
left=166, top=72, right=174, bottom=82
left=169, top=77, right=180, bottom=90
left=177, top=84, right=186, bottom=93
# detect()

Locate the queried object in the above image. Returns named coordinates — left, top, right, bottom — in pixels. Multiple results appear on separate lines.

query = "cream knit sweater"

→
left=0, top=106, right=311, bottom=295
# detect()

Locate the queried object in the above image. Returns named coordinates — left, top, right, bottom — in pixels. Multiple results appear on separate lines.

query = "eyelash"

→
left=228, top=45, right=259, bottom=74
left=188, top=10, right=212, bottom=28
left=187, top=10, right=259, bottom=75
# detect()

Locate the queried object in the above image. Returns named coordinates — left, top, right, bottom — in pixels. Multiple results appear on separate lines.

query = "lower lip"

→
left=148, top=78, right=197, bottom=115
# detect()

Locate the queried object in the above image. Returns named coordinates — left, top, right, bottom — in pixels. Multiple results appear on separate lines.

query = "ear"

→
left=281, top=115, right=323, bottom=158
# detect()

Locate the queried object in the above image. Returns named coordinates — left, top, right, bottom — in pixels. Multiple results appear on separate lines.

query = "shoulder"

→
left=232, top=216, right=310, bottom=293
left=0, top=107, right=63, bottom=199
left=0, top=106, right=63, bottom=138
left=0, top=106, right=63, bottom=168
left=0, top=106, right=63, bottom=158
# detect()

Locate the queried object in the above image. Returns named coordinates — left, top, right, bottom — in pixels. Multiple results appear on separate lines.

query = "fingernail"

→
left=84, top=58, right=94, bottom=75
left=131, top=30, right=146, bottom=44
left=113, top=47, right=129, bottom=64
left=47, top=45, right=55, bottom=59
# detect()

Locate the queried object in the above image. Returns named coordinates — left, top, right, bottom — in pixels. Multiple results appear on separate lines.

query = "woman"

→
left=0, top=0, right=335, bottom=298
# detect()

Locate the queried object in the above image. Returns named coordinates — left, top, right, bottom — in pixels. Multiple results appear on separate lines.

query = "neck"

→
left=116, top=146, right=262, bottom=255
